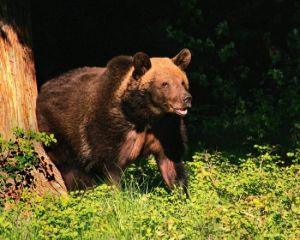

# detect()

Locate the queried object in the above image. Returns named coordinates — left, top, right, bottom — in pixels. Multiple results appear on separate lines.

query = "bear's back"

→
left=39, top=67, right=106, bottom=105
left=38, top=67, right=106, bottom=123
left=37, top=67, right=107, bottom=160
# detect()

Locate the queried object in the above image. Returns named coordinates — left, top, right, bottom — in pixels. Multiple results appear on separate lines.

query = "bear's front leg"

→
left=156, top=156, right=188, bottom=195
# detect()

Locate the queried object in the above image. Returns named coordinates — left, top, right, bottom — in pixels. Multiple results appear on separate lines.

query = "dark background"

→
left=31, top=0, right=180, bottom=82
left=30, top=0, right=300, bottom=152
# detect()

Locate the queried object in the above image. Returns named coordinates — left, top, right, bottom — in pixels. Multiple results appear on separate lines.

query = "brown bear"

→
left=36, top=49, right=192, bottom=193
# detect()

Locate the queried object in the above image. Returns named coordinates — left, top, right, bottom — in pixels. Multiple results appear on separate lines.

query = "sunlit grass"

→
left=1, top=147, right=300, bottom=239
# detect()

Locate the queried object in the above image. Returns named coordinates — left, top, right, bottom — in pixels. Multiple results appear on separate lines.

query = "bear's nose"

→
left=183, top=93, right=192, bottom=105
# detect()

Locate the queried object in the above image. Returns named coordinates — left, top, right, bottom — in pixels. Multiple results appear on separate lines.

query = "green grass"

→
left=1, top=146, right=300, bottom=239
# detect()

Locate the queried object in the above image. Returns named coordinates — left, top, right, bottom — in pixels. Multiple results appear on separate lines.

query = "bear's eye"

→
left=161, top=82, right=169, bottom=88
left=181, top=81, right=185, bottom=86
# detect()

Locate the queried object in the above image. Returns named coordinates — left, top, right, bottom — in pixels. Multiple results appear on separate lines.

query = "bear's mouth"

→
left=173, top=108, right=188, bottom=116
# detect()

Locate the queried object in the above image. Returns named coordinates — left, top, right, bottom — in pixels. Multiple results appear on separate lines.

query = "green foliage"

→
left=164, top=1, right=300, bottom=149
left=1, top=147, right=299, bottom=239
left=0, top=128, right=56, bottom=205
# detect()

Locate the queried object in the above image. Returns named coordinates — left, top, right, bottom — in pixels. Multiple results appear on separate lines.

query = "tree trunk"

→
left=0, top=1, right=67, bottom=197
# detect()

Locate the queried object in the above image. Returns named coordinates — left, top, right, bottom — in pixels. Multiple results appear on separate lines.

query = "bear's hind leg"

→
left=62, top=167, right=97, bottom=191
left=103, top=164, right=123, bottom=187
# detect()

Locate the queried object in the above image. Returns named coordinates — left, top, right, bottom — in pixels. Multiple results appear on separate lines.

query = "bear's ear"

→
left=132, top=52, right=151, bottom=80
left=172, top=48, right=191, bottom=70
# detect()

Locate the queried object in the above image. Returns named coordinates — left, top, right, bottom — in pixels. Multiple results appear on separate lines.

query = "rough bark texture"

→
left=0, top=0, right=67, bottom=196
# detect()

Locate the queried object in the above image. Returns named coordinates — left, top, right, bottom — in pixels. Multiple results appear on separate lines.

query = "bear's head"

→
left=132, top=49, right=192, bottom=117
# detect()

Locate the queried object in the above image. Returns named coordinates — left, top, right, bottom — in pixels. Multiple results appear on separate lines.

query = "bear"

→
left=36, top=49, right=192, bottom=193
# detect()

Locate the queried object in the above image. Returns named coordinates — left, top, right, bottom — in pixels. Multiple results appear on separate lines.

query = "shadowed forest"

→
left=32, top=0, right=300, bottom=152
left=1, top=0, right=300, bottom=239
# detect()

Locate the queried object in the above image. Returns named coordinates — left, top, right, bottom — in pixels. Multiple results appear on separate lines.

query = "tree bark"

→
left=0, top=1, right=67, bottom=196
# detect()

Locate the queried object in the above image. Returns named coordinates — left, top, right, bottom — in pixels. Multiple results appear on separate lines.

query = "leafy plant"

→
left=0, top=128, right=56, bottom=205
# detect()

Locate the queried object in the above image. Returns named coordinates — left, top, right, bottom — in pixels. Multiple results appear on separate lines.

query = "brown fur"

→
left=36, top=49, right=192, bottom=192
left=142, top=58, right=189, bottom=87
left=118, top=130, right=146, bottom=168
